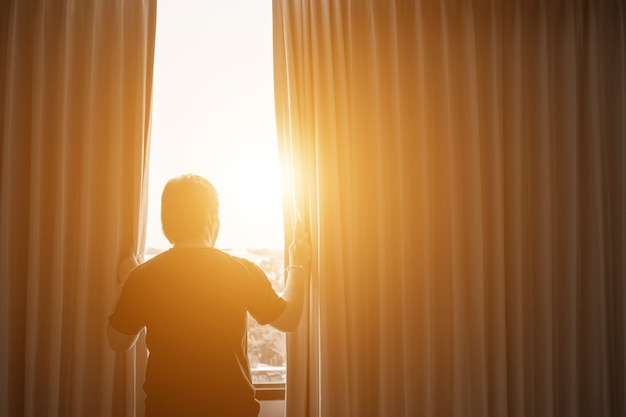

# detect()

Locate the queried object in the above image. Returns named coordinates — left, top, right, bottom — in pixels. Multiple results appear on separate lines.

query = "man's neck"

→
left=173, top=238, right=213, bottom=248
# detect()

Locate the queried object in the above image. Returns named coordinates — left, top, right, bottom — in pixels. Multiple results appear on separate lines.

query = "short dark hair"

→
left=161, top=174, right=219, bottom=244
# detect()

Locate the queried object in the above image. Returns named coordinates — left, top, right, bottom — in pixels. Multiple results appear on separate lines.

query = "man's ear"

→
left=208, top=213, right=220, bottom=246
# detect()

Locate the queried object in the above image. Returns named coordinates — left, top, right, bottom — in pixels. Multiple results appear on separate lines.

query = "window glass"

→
left=147, top=0, right=286, bottom=384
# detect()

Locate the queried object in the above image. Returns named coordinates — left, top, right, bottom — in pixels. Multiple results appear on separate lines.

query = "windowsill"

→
left=254, top=383, right=285, bottom=401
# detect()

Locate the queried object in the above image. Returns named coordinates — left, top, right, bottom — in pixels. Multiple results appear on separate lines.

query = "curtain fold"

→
left=0, top=1, right=155, bottom=416
left=274, top=1, right=625, bottom=416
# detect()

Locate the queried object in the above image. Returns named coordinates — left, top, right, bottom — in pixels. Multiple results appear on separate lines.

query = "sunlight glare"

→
left=146, top=0, right=284, bottom=252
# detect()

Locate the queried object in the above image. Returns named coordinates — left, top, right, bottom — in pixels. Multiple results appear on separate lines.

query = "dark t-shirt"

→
left=109, top=247, right=286, bottom=417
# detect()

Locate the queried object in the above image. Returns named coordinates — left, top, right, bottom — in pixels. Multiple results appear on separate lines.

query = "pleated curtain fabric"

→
left=273, top=1, right=626, bottom=416
left=0, top=1, right=156, bottom=416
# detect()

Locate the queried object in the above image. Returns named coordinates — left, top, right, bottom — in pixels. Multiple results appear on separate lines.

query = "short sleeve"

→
left=241, top=260, right=286, bottom=325
left=108, top=269, right=146, bottom=336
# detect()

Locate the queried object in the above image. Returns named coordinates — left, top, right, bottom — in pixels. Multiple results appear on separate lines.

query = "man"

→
left=108, top=174, right=310, bottom=417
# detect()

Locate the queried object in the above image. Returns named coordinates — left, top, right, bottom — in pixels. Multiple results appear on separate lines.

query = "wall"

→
left=259, top=400, right=285, bottom=417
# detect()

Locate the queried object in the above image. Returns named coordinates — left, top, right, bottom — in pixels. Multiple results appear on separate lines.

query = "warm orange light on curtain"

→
left=274, top=1, right=626, bottom=416
left=0, top=2, right=155, bottom=416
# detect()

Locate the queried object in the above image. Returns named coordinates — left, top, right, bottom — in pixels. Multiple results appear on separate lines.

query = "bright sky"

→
left=146, top=1, right=284, bottom=251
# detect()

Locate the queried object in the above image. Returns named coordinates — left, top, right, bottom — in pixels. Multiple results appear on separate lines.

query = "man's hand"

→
left=271, top=220, right=311, bottom=332
left=118, top=254, right=139, bottom=284
left=288, top=220, right=311, bottom=267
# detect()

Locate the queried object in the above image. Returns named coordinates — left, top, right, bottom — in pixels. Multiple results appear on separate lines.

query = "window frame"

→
left=254, top=383, right=286, bottom=401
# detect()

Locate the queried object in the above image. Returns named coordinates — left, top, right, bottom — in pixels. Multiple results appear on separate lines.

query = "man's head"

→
left=161, top=174, right=220, bottom=245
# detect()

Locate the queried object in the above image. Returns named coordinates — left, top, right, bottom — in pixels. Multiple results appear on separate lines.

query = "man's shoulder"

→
left=139, top=247, right=256, bottom=273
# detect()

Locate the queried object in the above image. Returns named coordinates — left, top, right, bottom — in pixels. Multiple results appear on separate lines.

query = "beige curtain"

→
left=274, top=1, right=626, bottom=416
left=0, top=1, right=155, bottom=416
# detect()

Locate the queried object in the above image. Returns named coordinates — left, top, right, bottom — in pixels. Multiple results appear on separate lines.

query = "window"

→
left=146, top=1, right=286, bottom=385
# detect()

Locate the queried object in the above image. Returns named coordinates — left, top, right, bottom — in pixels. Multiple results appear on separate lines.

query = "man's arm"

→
left=107, top=282, right=142, bottom=352
left=270, top=221, right=311, bottom=332
left=270, top=266, right=307, bottom=332
left=108, top=255, right=141, bottom=351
